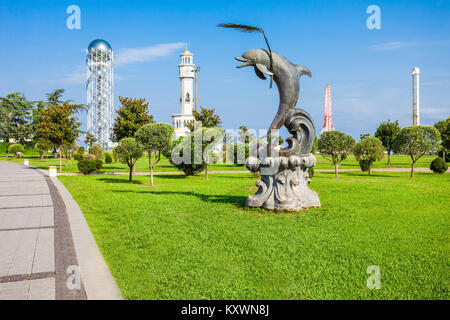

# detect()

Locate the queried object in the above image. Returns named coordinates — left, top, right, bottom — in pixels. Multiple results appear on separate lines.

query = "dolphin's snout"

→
left=235, top=56, right=252, bottom=68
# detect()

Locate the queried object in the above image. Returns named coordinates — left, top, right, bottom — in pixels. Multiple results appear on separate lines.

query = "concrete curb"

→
left=34, top=167, right=122, bottom=300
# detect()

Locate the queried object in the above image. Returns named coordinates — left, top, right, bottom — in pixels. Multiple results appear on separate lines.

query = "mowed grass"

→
left=0, top=153, right=438, bottom=174
left=58, top=171, right=450, bottom=299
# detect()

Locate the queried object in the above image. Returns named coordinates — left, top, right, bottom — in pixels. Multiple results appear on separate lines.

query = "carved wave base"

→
left=246, top=154, right=321, bottom=211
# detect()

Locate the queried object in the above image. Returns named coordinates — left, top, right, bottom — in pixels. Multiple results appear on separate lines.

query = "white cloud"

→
left=61, top=71, right=85, bottom=84
left=368, top=40, right=450, bottom=51
left=26, top=70, right=85, bottom=85
left=115, top=42, right=186, bottom=66
left=368, top=41, right=419, bottom=51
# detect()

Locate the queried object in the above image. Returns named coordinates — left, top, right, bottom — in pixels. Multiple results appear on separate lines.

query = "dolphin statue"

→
left=235, top=49, right=311, bottom=136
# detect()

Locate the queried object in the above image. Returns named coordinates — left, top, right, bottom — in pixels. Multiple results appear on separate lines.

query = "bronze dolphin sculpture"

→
left=235, top=49, right=311, bottom=136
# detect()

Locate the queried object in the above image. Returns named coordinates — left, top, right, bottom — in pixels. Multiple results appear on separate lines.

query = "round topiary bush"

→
left=104, top=152, right=113, bottom=164
left=358, top=159, right=371, bottom=172
left=73, top=153, right=83, bottom=161
left=95, top=160, right=103, bottom=170
left=8, top=143, right=25, bottom=158
left=430, top=157, right=448, bottom=174
left=77, top=160, right=97, bottom=175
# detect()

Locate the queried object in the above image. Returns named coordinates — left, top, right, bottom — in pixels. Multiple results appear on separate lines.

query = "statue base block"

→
left=246, top=154, right=321, bottom=211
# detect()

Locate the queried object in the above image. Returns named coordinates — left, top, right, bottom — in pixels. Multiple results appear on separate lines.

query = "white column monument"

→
left=412, top=67, right=420, bottom=126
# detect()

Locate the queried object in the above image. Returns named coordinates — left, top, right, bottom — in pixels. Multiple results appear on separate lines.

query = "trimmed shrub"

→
left=104, top=152, right=113, bottom=164
left=95, top=160, right=103, bottom=170
left=73, top=153, right=83, bottom=161
left=358, top=159, right=371, bottom=172
left=77, top=160, right=97, bottom=175
left=8, top=143, right=25, bottom=158
left=430, top=157, right=448, bottom=174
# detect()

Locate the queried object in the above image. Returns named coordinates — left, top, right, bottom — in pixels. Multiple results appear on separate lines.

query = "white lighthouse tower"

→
left=172, top=49, right=196, bottom=138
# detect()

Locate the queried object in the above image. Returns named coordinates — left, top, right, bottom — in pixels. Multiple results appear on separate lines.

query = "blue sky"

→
left=0, top=0, right=449, bottom=139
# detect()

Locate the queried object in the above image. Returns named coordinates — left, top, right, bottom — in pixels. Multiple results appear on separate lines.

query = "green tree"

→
left=0, top=92, right=34, bottom=144
left=186, top=107, right=223, bottom=180
left=360, top=133, right=370, bottom=140
left=112, top=147, right=119, bottom=163
left=318, top=130, right=355, bottom=178
left=38, top=99, right=82, bottom=173
left=35, top=139, right=53, bottom=160
left=393, top=126, right=441, bottom=178
left=84, top=133, right=97, bottom=149
left=434, top=117, right=450, bottom=161
left=89, top=144, right=103, bottom=160
left=237, top=125, right=255, bottom=144
left=167, top=127, right=223, bottom=177
left=46, top=89, right=68, bottom=105
left=61, top=140, right=78, bottom=167
left=29, top=100, right=46, bottom=143
left=135, top=123, right=174, bottom=186
left=311, top=135, right=319, bottom=154
left=29, top=89, right=78, bottom=145
left=111, top=97, right=153, bottom=142
left=186, top=106, right=222, bottom=131
left=375, top=120, right=400, bottom=166
left=115, top=138, right=144, bottom=182
left=354, top=136, right=385, bottom=175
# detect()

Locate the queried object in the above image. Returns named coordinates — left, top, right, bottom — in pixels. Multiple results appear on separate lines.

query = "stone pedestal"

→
left=246, top=154, right=320, bottom=211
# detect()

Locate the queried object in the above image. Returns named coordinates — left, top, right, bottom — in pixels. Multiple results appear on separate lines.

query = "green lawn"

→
left=59, top=171, right=449, bottom=299
left=0, top=153, right=439, bottom=174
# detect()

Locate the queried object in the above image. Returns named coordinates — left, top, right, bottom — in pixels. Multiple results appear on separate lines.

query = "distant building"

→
left=172, top=49, right=196, bottom=139
left=86, top=39, right=114, bottom=150
left=412, top=67, right=420, bottom=126
left=321, top=84, right=335, bottom=134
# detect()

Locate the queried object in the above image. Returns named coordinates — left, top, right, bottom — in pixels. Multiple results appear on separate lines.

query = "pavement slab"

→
left=0, top=161, right=121, bottom=300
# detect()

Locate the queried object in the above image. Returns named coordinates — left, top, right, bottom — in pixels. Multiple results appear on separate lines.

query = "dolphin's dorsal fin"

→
left=295, top=65, right=312, bottom=78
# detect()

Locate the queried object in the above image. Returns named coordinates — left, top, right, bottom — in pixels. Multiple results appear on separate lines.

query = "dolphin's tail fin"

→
left=268, top=112, right=285, bottom=137
left=295, top=65, right=312, bottom=78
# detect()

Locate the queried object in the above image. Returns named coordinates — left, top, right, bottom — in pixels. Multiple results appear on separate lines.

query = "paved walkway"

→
left=0, top=162, right=121, bottom=300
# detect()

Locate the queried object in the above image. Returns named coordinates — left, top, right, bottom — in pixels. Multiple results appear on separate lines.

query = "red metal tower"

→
left=321, top=84, right=335, bottom=134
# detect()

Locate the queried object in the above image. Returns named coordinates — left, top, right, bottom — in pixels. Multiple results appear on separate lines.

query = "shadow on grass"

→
left=111, top=188, right=247, bottom=207
left=153, top=174, right=189, bottom=180
left=317, top=171, right=398, bottom=179
left=101, top=166, right=126, bottom=170
left=96, top=178, right=143, bottom=184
